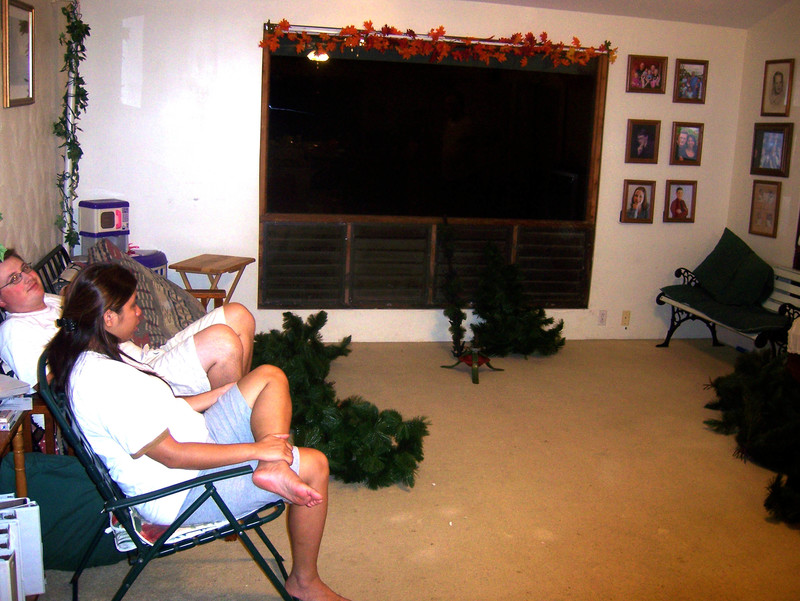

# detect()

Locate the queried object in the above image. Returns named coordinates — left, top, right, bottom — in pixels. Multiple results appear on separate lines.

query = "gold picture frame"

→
left=2, top=0, right=34, bottom=107
left=749, top=180, right=781, bottom=238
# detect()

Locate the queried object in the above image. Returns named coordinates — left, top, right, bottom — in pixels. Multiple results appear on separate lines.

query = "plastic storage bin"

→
left=131, top=250, right=167, bottom=277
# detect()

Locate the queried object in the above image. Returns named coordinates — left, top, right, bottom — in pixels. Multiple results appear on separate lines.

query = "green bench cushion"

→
left=661, top=284, right=790, bottom=333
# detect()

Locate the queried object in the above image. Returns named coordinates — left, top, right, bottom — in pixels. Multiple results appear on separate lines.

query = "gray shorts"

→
left=178, top=384, right=300, bottom=524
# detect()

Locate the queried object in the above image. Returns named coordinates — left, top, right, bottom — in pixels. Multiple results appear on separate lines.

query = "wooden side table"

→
left=0, top=411, right=31, bottom=497
left=169, top=254, right=255, bottom=309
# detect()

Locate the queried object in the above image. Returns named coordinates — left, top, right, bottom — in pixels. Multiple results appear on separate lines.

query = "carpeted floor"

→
left=40, top=339, right=800, bottom=600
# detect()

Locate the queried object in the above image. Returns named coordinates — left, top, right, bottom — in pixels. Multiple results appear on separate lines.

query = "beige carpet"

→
left=40, top=340, right=800, bottom=600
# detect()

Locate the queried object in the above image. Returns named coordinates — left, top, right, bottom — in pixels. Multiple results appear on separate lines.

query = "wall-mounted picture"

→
left=749, top=180, right=781, bottom=238
left=669, top=122, right=703, bottom=165
left=2, top=0, right=35, bottom=107
left=673, top=59, right=708, bottom=104
left=620, top=179, right=655, bottom=223
left=760, top=59, right=794, bottom=117
left=663, top=180, right=697, bottom=223
left=750, top=122, right=793, bottom=177
left=626, top=55, right=668, bottom=94
left=625, top=119, right=660, bottom=163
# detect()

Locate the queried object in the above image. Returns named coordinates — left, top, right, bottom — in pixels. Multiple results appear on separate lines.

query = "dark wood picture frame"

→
left=673, top=58, right=708, bottom=104
left=625, top=119, right=660, bottom=164
left=750, top=122, right=793, bottom=177
left=663, top=180, right=697, bottom=223
left=749, top=180, right=781, bottom=238
left=626, top=55, right=668, bottom=94
left=760, top=59, right=794, bottom=117
left=620, top=179, right=656, bottom=223
left=669, top=122, right=703, bottom=166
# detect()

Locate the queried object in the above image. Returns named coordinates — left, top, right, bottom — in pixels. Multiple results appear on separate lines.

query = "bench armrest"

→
left=779, top=302, right=800, bottom=323
left=675, top=267, right=699, bottom=286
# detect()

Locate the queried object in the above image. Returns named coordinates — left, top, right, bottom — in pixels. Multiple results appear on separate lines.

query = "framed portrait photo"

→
left=663, top=180, right=697, bottom=223
left=673, top=59, right=708, bottom=104
left=626, top=55, right=668, bottom=94
left=750, top=122, right=793, bottom=177
left=625, top=119, right=661, bottom=164
left=620, top=179, right=656, bottom=223
left=669, top=122, right=703, bottom=166
left=760, top=59, right=794, bottom=117
left=2, top=0, right=35, bottom=107
left=749, top=180, right=781, bottom=238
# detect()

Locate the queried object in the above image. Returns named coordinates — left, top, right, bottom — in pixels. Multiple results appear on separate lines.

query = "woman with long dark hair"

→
left=47, top=263, right=351, bottom=601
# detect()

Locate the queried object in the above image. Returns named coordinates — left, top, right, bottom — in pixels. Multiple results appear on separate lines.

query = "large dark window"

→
left=267, top=53, right=596, bottom=220
left=259, top=35, right=608, bottom=309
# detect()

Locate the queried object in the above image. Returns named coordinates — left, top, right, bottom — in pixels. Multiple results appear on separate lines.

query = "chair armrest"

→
left=105, top=464, right=254, bottom=512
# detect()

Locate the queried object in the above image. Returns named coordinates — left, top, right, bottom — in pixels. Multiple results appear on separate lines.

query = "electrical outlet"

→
left=621, top=310, right=631, bottom=327
left=598, top=310, right=607, bottom=326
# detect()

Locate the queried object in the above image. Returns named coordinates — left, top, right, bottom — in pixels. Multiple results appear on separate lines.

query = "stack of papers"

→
left=0, top=375, right=30, bottom=399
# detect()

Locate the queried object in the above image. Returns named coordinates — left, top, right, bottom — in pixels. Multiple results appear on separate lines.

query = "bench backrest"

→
left=32, top=245, right=71, bottom=295
left=764, top=266, right=800, bottom=314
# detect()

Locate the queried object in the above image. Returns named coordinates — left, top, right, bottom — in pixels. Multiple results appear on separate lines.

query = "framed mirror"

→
left=2, top=0, right=35, bottom=107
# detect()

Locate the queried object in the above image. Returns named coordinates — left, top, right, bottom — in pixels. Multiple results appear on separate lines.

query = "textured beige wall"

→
left=0, top=0, right=65, bottom=261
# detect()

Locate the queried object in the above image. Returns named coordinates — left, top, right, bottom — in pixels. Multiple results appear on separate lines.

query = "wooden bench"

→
left=656, top=264, right=800, bottom=352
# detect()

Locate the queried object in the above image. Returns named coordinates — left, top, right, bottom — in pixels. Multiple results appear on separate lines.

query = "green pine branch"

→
left=252, top=311, right=430, bottom=489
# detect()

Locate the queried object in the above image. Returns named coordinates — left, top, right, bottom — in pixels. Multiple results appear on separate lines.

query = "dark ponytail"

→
left=46, top=263, right=138, bottom=393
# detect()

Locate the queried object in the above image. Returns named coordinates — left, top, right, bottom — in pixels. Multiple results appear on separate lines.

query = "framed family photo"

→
left=673, top=59, right=708, bottom=104
left=669, top=122, right=703, bottom=166
left=663, top=180, right=697, bottom=223
left=749, top=180, right=781, bottom=238
left=626, top=55, right=668, bottom=94
left=625, top=119, right=660, bottom=164
left=750, top=122, right=793, bottom=177
left=761, top=59, right=794, bottom=117
left=620, top=179, right=655, bottom=223
left=2, top=0, right=35, bottom=107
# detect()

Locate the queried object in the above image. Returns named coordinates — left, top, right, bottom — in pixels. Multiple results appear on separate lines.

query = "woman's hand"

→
left=252, top=433, right=294, bottom=465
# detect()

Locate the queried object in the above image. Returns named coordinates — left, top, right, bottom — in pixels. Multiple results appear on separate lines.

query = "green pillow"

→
left=724, top=252, right=774, bottom=305
left=692, top=229, right=753, bottom=300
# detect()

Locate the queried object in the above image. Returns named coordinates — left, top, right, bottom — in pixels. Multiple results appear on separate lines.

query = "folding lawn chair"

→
left=36, top=352, right=295, bottom=601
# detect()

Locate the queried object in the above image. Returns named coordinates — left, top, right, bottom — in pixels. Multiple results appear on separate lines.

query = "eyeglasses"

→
left=0, top=263, right=33, bottom=290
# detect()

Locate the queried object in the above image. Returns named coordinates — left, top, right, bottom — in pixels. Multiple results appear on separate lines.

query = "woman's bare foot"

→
left=253, top=460, right=324, bottom=507
left=285, top=574, right=351, bottom=601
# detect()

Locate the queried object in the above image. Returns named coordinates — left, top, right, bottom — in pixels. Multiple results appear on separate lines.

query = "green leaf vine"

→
left=53, top=1, right=90, bottom=250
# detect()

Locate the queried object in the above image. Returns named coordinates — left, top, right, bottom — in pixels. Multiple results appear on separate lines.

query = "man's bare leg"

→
left=222, top=302, right=255, bottom=372
left=193, top=324, right=243, bottom=388
left=284, top=448, right=351, bottom=601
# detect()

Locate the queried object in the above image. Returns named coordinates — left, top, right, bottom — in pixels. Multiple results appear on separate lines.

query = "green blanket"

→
left=0, top=453, right=124, bottom=570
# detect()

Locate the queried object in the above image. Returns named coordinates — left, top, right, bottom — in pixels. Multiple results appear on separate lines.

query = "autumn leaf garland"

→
left=261, top=19, right=616, bottom=67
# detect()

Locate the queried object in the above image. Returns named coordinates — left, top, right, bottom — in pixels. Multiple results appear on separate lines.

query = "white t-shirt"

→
left=0, top=294, right=62, bottom=387
left=69, top=351, right=209, bottom=524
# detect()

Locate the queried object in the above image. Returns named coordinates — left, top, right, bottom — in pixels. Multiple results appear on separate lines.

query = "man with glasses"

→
left=0, top=247, right=256, bottom=396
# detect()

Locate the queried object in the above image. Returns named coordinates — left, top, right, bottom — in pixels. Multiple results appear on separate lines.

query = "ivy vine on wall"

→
left=53, top=1, right=90, bottom=250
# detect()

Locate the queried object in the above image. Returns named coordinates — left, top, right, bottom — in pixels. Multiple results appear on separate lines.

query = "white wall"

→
left=0, top=1, right=63, bottom=260
left=76, top=0, right=753, bottom=342
left=728, top=1, right=800, bottom=266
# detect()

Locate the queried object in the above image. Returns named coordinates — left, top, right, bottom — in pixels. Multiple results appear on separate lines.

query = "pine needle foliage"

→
left=252, top=311, right=430, bottom=489
left=470, top=243, right=565, bottom=357
left=439, top=222, right=467, bottom=357
left=705, top=350, right=800, bottom=523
